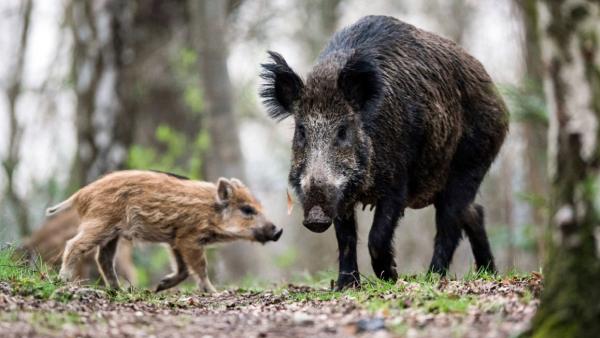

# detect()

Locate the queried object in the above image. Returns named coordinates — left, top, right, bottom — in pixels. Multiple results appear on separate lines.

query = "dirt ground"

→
left=0, top=277, right=540, bottom=338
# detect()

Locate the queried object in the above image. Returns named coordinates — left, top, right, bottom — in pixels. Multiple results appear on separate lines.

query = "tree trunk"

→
left=297, top=0, right=342, bottom=59
left=68, top=0, right=135, bottom=187
left=1, top=0, right=33, bottom=238
left=532, top=1, right=600, bottom=337
left=188, top=0, right=248, bottom=281
left=188, top=0, right=245, bottom=182
left=125, top=0, right=199, bottom=152
left=426, top=0, right=475, bottom=45
left=515, top=0, right=549, bottom=260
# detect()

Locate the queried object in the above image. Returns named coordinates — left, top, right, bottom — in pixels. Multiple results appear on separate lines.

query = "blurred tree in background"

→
left=531, top=0, right=600, bottom=336
left=68, top=0, right=202, bottom=188
left=189, top=0, right=245, bottom=181
left=67, top=0, right=136, bottom=187
left=1, top=0, right=32, bottom=237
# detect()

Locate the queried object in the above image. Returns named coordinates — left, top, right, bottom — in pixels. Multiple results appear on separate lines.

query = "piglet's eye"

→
left=240, top=205, right=256, bottom=216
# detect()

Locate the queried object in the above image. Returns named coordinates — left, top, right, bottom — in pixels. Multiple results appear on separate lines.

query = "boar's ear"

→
left=216, top=178, right=234, bottom=203
left=337, top=53, right=382, bottom=113
left=260, top=51, right=304, bottom=121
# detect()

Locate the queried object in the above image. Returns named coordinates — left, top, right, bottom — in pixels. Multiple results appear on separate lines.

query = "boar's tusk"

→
left=286, top=189, right=294, bottom=216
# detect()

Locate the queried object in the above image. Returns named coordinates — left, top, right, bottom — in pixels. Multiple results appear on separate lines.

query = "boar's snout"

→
left=303, top=205, right=333, bottom=233
left=253, top=223, right=283, bottom=243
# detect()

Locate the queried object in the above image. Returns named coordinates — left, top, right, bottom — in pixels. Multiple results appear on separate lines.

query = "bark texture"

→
left=532, top=1, right=600, bottom=337
left=188, top=0, right=245, bottom=182
left=68, top=0, right=135, bottom=187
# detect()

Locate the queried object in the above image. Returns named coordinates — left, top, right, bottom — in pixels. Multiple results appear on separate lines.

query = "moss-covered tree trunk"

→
left=532, top=1, right=600, bottom=337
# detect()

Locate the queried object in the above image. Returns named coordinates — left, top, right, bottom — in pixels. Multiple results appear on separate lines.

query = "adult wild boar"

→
left=260, top=16, right=508, bottom=289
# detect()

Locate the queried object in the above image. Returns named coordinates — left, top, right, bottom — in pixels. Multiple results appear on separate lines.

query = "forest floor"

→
left=0, top=248, right=542, bottom=338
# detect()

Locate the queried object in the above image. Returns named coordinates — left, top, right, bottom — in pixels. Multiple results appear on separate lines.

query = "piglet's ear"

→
left=217, top=178, right=234, bottom=203
left=337, top=53, right=382, bottom=113
left=260, top=51, right=304, bottom=121
left=229, top=178, right=244, bottom=188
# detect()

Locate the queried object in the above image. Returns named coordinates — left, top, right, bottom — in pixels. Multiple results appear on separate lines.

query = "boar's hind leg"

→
left=96, top=236, right=120, bottom=289
left=462, top=203, right=496, bottom=273
left=334, top=211, right=360, bottom=290
left=430, top=166, right=496, bottom=275
left=368, top=186, right=406, bottom=282
left=155, top=248, right=189, bottom=292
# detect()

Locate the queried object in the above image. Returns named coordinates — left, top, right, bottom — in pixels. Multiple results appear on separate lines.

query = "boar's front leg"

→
left=368, top=185, right=406, bottom=282
left=334, top=210, right=360, bottom=290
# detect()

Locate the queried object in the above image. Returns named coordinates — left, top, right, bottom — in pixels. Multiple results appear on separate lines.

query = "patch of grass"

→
left=279, top=272, right=497, bottom=316
left=425, top=294, right=474, bottom=314
left=0, top=246, right=63, bottom=299
left=286, top=288, right=342, bottom=302
left=0, top=246, right=181, bottom=304
left=29, top=311, right=84, bottom=332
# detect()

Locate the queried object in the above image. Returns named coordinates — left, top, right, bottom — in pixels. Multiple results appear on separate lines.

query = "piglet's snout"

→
left=254, top=223, right=283, bottom=243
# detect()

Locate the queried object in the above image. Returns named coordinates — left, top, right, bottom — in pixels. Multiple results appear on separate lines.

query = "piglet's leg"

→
left=60, top=220, right=109, bottom=282
left=155, top=247, right=188, bottom=292
left=181, top=246, right=216, bottom=293
left=96, top=236, right=120, bottom=289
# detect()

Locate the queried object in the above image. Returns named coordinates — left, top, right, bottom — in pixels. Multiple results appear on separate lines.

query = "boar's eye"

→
left=295, top=124, right=306, bottom=146
left=336, top=125, right=348, bottom=144
left=240, top=205, right=257, bottom=216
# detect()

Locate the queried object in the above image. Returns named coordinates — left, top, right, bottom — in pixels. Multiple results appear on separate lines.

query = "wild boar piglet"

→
left=47, top=170, right=282, bottom=292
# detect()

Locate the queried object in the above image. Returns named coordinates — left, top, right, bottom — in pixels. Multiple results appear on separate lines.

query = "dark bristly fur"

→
left=260, top=51, right=304, bottom=121
left=260, top=16, right=508, bottom=290
left=149, top=170, right=190, bottom=180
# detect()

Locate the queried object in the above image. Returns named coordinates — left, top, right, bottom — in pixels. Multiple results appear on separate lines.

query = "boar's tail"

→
left=46, top=193, right=77, bottom=217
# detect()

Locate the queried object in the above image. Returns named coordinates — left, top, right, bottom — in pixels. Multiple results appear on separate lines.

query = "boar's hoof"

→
left=303, top=206, right=332, bottom=233
left=335, top=273, right=361, bottom=291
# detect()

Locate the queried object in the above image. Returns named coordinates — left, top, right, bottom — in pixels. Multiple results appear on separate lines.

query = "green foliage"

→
left=500, top=81, right=548, bottom=125
left=127, top=124, right=209, bottom=179
left=175, top=47, right=204, bottom=114
left=184, top=86, right=204, bottom=114
left=273, top=247, right=298, bottom=269
left=131, top=245, right=173, bottom=288
left=488, top=222, right=538, bottom=253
